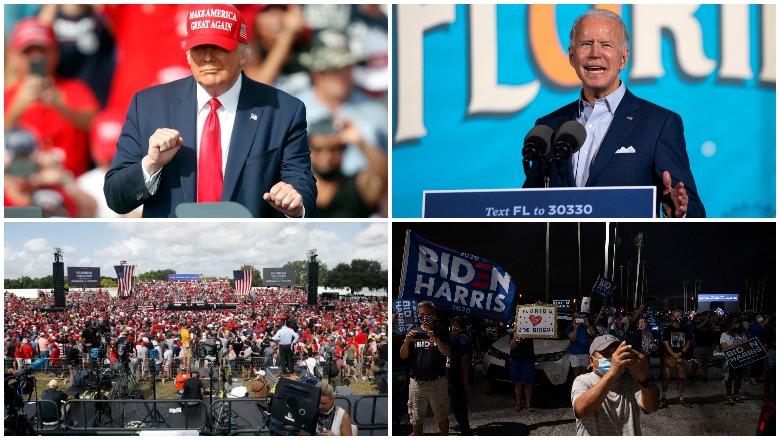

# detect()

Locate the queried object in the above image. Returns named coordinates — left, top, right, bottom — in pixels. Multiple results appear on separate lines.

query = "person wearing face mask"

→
left=315, top=380, right=352, bottom=435
left=571, top=334, right=659, bottom=435
left=399, top=301, right=452, bottom=436
left=660, top=311, right=692, bottom=408
left=637, top=317, right=656, bottom=365
left=720, top=318, right=748, bottom=405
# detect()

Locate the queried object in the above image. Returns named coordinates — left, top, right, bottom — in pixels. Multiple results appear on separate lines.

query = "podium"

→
left=422, top=186, right=656, bottom=218
left=175, top=201, right=253, bottom=218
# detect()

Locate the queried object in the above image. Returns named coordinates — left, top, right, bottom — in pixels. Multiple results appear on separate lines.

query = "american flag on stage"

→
left=115, top=265, right=136, bottom=297
left=234, top=270, right=252, bottom=296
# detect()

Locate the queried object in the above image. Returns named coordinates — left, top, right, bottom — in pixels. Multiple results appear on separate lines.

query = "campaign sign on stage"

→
left=168, top=274, right=201, bottom=281
left=723, top=337, right=768, bottom=369
left=400, top=230, right=517, bottom=323
left=394, top=298, right=418, bottom=335
left=67, top=267, right=101, bottom=287
left=514, top=304, right=557, bottom=339
left=422, top=187, right=656, bottom=218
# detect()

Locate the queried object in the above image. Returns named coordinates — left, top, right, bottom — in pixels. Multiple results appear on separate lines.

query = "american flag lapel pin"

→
left=250, top=113, right=258, bottom=121
left=626, top=116, right=634, bottom=120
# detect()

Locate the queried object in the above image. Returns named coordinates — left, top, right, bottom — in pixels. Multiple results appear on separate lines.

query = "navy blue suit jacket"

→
left=104, top=73, right=316, bottom=218
left=522, top=89, right=705, bottom=218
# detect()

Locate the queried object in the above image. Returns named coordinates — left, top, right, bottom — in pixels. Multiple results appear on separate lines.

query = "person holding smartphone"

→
left=5, top=17, right=99, bottom=177
left=566, top=312, right=596, bottom=379
left=399, top=301, right=451, bottom=436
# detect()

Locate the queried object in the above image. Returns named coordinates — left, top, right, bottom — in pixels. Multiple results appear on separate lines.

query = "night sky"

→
left=392, top=222, right=776, bottom=311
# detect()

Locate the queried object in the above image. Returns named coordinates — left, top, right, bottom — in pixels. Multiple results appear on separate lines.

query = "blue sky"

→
left=4, top=221, right=388, bottom=279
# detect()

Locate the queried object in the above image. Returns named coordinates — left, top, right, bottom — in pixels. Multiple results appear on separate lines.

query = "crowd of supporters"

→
left=4, top=4, right=388, bottom=217
left=3, top=280, right=388, bottom=390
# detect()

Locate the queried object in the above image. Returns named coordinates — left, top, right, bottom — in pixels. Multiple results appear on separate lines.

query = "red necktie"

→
left=197, top=98, right=223, bottom=202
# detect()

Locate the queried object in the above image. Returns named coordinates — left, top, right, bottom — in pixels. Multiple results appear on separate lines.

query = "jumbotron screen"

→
left=67, top=267, right=101, bottom=287
left=263, top=268, right=295, bottom=286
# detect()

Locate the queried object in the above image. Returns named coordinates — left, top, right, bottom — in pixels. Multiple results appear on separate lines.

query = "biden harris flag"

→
left=400, top=230, right=517, bottom=323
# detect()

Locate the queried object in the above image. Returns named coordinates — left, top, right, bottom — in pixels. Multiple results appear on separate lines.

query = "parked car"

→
left=483, top=314, right=573, bottom=386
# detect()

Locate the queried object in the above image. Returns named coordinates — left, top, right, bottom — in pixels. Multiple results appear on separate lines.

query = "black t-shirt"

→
left=693, top=323, right=717, bottom=347
left=509, top=337, right=536, bottom=362
left=182, top=377, right=203, bottom=399
left=447, top=332, right=474, bottom=385
left=40, top=389, right=68, bottom=422
left=66, top=346, right=80, bottom=365
left=408, top=325, right=450, bottom=380
left=663, top=325, right=692, bottom=353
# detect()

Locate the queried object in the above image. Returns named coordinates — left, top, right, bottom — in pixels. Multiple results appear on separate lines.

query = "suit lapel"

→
left=586, top=90, right=642, bottom=186
left=171, top=77, right=198, bottom=203
left=223, top=74, right=264, bottom=200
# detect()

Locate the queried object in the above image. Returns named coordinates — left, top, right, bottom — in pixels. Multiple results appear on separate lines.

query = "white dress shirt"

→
left=143, top=75, right=243, bottom=193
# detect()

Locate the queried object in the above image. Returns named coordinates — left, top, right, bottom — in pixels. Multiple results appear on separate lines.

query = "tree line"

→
left=3, top=259, right=388, bottom=294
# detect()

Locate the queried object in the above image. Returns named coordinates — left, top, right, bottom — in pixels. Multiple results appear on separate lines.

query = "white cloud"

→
left=23, top=237, right=49, bottom=253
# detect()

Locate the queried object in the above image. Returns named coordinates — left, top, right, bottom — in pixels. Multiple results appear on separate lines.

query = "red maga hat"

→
left=11, top=18, right=56, bottom=51
left=182, top=4, right=248, bottom=51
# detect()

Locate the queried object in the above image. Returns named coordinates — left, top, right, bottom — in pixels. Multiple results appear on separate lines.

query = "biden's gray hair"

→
left=568, top=9, right=629, bottom=52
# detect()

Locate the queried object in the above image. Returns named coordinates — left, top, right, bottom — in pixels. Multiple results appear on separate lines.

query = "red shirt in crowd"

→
left=4, top=77, right=100, bottom=177
left=103, top=5, right=192, bottom=114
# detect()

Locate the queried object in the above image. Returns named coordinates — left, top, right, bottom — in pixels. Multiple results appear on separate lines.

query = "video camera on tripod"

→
left=4, top=367, right=36, bottom=411
left=199, top=338, right=223, bottom=362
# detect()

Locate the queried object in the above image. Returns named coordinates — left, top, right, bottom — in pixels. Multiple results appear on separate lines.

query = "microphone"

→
left=522, top=125, right=553, bottom=161
left=552, top=121, right=587, bottom=162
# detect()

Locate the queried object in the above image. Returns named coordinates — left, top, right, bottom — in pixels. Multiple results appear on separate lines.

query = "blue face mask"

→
left=597, top=358, right=611, bottom=375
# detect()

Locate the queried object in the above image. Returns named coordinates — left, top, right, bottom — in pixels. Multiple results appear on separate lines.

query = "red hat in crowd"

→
left=182, top=4, right=248, bottom=51
left=11, top=18, right=56, bottom=51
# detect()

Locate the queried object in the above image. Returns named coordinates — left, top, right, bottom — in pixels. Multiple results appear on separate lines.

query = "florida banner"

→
left=399, top=230, right=517, bottom=323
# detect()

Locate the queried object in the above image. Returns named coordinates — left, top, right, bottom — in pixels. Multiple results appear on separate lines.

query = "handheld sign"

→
left=723, top=337, right=768, bottom=369
left=514, top=304, right=557, bottom=339
left=393, top=298, right=419, bottom=335
left=400, top=230, right=517, bottom=323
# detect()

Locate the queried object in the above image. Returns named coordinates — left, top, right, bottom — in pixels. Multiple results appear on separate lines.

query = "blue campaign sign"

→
left=553, top=300, right=571, bottom=310
left=400, top=230, right=517, bottom=323
left=698, top=293, right=739, bottom=302
left=423, top=187, right=655, bottom=218
left=168, top=274, right=201, bottom=281
left=394, top=298, right=419, bottom=335
left=393, top=5, right=775, bottom=218
left=723, top=337, right=768, bottom=369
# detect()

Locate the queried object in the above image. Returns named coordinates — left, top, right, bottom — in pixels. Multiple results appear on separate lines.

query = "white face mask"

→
left=757, top=317, right=764, bottom=323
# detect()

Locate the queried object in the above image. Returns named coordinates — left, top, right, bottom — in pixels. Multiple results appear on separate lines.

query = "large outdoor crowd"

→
left=4, top=280, right=389, bottom=389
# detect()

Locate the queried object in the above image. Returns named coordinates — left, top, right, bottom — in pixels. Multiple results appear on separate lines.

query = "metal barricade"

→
left=19, top=400, right=62, bottom=432
left=65, top=398, right=208, bottom=432
left=351, top=394, right=389, bottom=436
left=208, top=397, right=272, bottom=435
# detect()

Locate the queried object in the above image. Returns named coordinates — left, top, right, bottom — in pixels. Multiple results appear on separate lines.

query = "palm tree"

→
left=693, top=278, right=703, bottom=311
left=634, top=233, right=644, bottom=308
left=743, top=278, right=750, bottom=311
left=683, top=279, right=691, bottom=311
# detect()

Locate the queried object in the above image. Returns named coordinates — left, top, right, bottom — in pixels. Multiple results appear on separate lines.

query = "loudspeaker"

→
left=269, top=378, right=321, bottom=434
left=307, top=261, right=318, bottom=306
left=53, top=261, right=65, bottom=308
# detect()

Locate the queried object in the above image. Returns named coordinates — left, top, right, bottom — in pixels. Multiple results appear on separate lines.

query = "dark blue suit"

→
left=522, top=89, right=705, bottom=218
left=104, top=73, right=316, bottom=218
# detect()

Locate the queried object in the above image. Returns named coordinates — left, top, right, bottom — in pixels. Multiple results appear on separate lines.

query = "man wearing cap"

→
left=297, top=29, right=388, bottom=184
left=40, top=379, right=77, bottom=427
left=104, top=4, right=316, bottom=218
left=5, top=18, right=100, bottom=179
left=399, top=301, right=451, bottom=436
left=571, top=334, right=659, bottom=435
